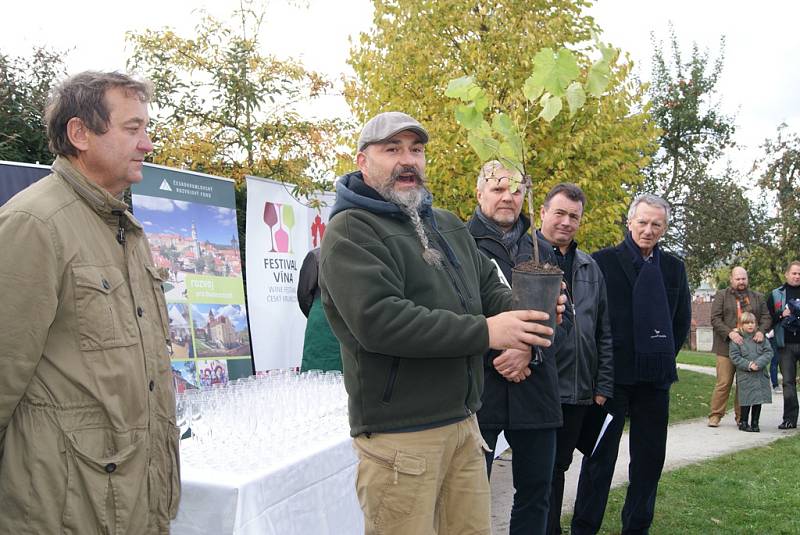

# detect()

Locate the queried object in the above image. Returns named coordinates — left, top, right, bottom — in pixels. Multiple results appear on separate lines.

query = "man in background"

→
left=768, top=260, right=800, bottom=429
left=297, top=247, right=341, bottom=371
left=708, top=266, right=771, bottom=427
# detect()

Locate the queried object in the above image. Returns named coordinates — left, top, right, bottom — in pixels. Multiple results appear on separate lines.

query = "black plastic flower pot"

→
left=510, top=268, right=563, bottom=341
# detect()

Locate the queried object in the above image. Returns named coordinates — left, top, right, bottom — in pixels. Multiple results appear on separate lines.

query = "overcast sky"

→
left=2, top=0, right=798, bottom=177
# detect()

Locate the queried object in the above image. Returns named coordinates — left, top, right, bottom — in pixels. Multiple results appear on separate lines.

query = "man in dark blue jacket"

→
left=537, top=183, right=614, bottom=535
left=571, top=194, right=691, bottom=535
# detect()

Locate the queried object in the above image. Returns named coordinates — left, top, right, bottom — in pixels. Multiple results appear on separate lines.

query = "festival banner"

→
left=132, top=163, right=253, bottom=391
left=245, top=175, right=334, bottom=371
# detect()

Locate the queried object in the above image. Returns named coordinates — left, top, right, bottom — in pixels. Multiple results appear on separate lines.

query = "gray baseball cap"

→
left=357, top=111, right=429, bottom=152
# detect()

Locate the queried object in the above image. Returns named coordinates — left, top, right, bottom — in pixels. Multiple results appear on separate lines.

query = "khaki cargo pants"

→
left=353, top=415, right=491, bottom=535
left=709, top=354, right=741, bottom=422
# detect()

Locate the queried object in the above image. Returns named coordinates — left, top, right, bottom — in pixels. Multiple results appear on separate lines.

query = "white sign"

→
left=245, top=176, right=334, bottom=370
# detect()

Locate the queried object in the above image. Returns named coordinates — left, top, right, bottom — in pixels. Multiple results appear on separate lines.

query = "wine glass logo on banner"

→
left=263, top=201, right=295, bottom=253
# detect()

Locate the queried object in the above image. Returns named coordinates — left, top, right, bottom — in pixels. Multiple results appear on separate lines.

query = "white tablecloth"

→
left=171, top=434, right=363, bottom=534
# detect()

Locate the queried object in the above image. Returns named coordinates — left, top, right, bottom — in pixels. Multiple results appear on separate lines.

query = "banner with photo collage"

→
left=132, top=164, right=253, bottom=392
left=245, top=176, right=334, bottom=371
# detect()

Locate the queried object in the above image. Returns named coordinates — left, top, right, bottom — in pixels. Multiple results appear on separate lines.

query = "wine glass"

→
left=263, top=202, right=278, bottom=252
left=274, top=203, right=289, bottom=253
left=176, top=392, right=191, bottom=439
left=281, top=205, right=295, bottom=253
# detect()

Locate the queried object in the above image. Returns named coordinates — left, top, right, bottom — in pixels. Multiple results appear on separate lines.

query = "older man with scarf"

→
left=571, top=194, right=690, bottom=535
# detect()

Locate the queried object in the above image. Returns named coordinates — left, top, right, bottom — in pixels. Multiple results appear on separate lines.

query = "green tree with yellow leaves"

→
left=126, top=3, right=346, bottom=196
left=346, top=0, right=658, bottom=251
left=126, top=2, right=349, bottom=266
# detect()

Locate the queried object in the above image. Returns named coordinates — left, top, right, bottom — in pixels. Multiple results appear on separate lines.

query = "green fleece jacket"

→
left=320, top=172, right=511, bottom=436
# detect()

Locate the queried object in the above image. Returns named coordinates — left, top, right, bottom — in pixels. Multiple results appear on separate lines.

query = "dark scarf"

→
left=624, top=232, right=677, bottom=385
left=474, top=207, right=525, bottom=258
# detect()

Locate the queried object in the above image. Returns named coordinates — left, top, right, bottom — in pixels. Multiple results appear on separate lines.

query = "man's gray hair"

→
left=476, top=160, right=523, bottom=191
left=45, top=71, right=153, bottom=158
left=627, top=194, right=671, bottom=225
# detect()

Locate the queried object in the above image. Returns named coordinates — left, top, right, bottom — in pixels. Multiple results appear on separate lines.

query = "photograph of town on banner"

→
left=132, top=194, right=243, bottom=301
left=167, top=303, right=194, bottom=359
left=172, top=359, right=198, bottom=392
left=190, top=303, right=251, bottom=358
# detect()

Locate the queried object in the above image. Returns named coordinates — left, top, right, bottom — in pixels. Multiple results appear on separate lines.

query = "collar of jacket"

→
left=330, top=170, right=433, bottom=220
left=52, top=156, right=142, bottom=231
left=468, top=211, right=531, bottom=240
left=535, top=228, right=580, bottom=256
left=726, top=286, right=756, bottom=299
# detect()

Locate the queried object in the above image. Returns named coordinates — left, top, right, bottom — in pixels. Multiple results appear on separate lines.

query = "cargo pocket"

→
left=73, top=264, right=137, bottom=351
left=61, top=430, right=149, bottom=535
left=353, top=436, right=426, bottom=527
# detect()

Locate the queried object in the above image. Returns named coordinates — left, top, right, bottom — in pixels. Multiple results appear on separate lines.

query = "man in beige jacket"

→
left=0, top=72, right=180, bottom=534
left=708, top=266, right=772, bottom=427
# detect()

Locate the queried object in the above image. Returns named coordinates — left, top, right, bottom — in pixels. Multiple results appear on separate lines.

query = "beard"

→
left=376, top=166, right=429, bottom=211
left=374, top=165, right=443, bottom=268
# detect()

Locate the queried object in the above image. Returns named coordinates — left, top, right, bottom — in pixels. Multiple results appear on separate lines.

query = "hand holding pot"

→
left=486, top=310, right=553, bottom=351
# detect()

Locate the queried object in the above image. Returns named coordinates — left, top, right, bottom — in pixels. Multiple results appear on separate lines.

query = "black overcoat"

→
left=467, top=213, right=565, bottom=429
left=591, top=242, right=691, bottom=386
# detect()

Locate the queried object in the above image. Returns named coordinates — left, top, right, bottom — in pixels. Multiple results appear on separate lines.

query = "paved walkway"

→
left=489, top=363, right=794, bottom=533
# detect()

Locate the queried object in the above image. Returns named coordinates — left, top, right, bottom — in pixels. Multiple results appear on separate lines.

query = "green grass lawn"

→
left=670, top=367, right=731, bottom=422
left=677, top=349, right=717, bottom=367
left=563, top=433, right=800, bottom=534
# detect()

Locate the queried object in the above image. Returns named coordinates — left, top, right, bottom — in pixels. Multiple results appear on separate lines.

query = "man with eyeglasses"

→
left=466, top=160, right=565, bottom=534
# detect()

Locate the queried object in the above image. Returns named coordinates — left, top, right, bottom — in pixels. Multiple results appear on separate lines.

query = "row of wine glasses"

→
left=176, top=369, right=348, bottom=473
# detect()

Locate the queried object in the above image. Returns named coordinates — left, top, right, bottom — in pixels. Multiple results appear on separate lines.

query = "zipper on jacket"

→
left=570, top=265, right=580, bottom=402
left=381, top=358, right=401, bottom=404
left=465, top=360, right=473, bottom=414
left=442, top=265, right=469, bottom=312
left=439, top=265, right=475, bottom=413
left=451, top=263, right=474, bottom=301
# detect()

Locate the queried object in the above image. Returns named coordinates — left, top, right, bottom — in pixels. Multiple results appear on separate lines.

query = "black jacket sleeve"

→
left=672, top=260, right=692, bottom=354
left=297, top=248, right=320, bottom=318
left=594, top=272, right=615, bottom=399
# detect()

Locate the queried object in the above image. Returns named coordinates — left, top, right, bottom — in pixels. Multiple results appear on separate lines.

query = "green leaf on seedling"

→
left=587, top=59, right=611, bottom=97
left=467, top=130, right=500, bottom=161
left=445, top=76, right=476, bottom=101
left=472, top=88, right=489, bottom=113
left=556, top=49, right=580, bottom=85
left=538, top=93, right=563, bottom=122
left=491, top=112, right=515, bottom=137
left=599, top=41, right=616, bottom=63
left=492, top=113, right=524, bottom=167
left=523, top=74, right=544, bottom=102
left=498, top=141, right=523, bottom=166
left=529, top=48, right=580, bottom=98
left=498, top=156, right=525, bottom=176
left=455, top=103, right=483, bottom=129
left=566, top=82, right=586, bottom=117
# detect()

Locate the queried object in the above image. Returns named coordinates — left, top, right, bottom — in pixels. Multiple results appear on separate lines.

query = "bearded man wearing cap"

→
left=320, top=112, right=564, bottom=534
